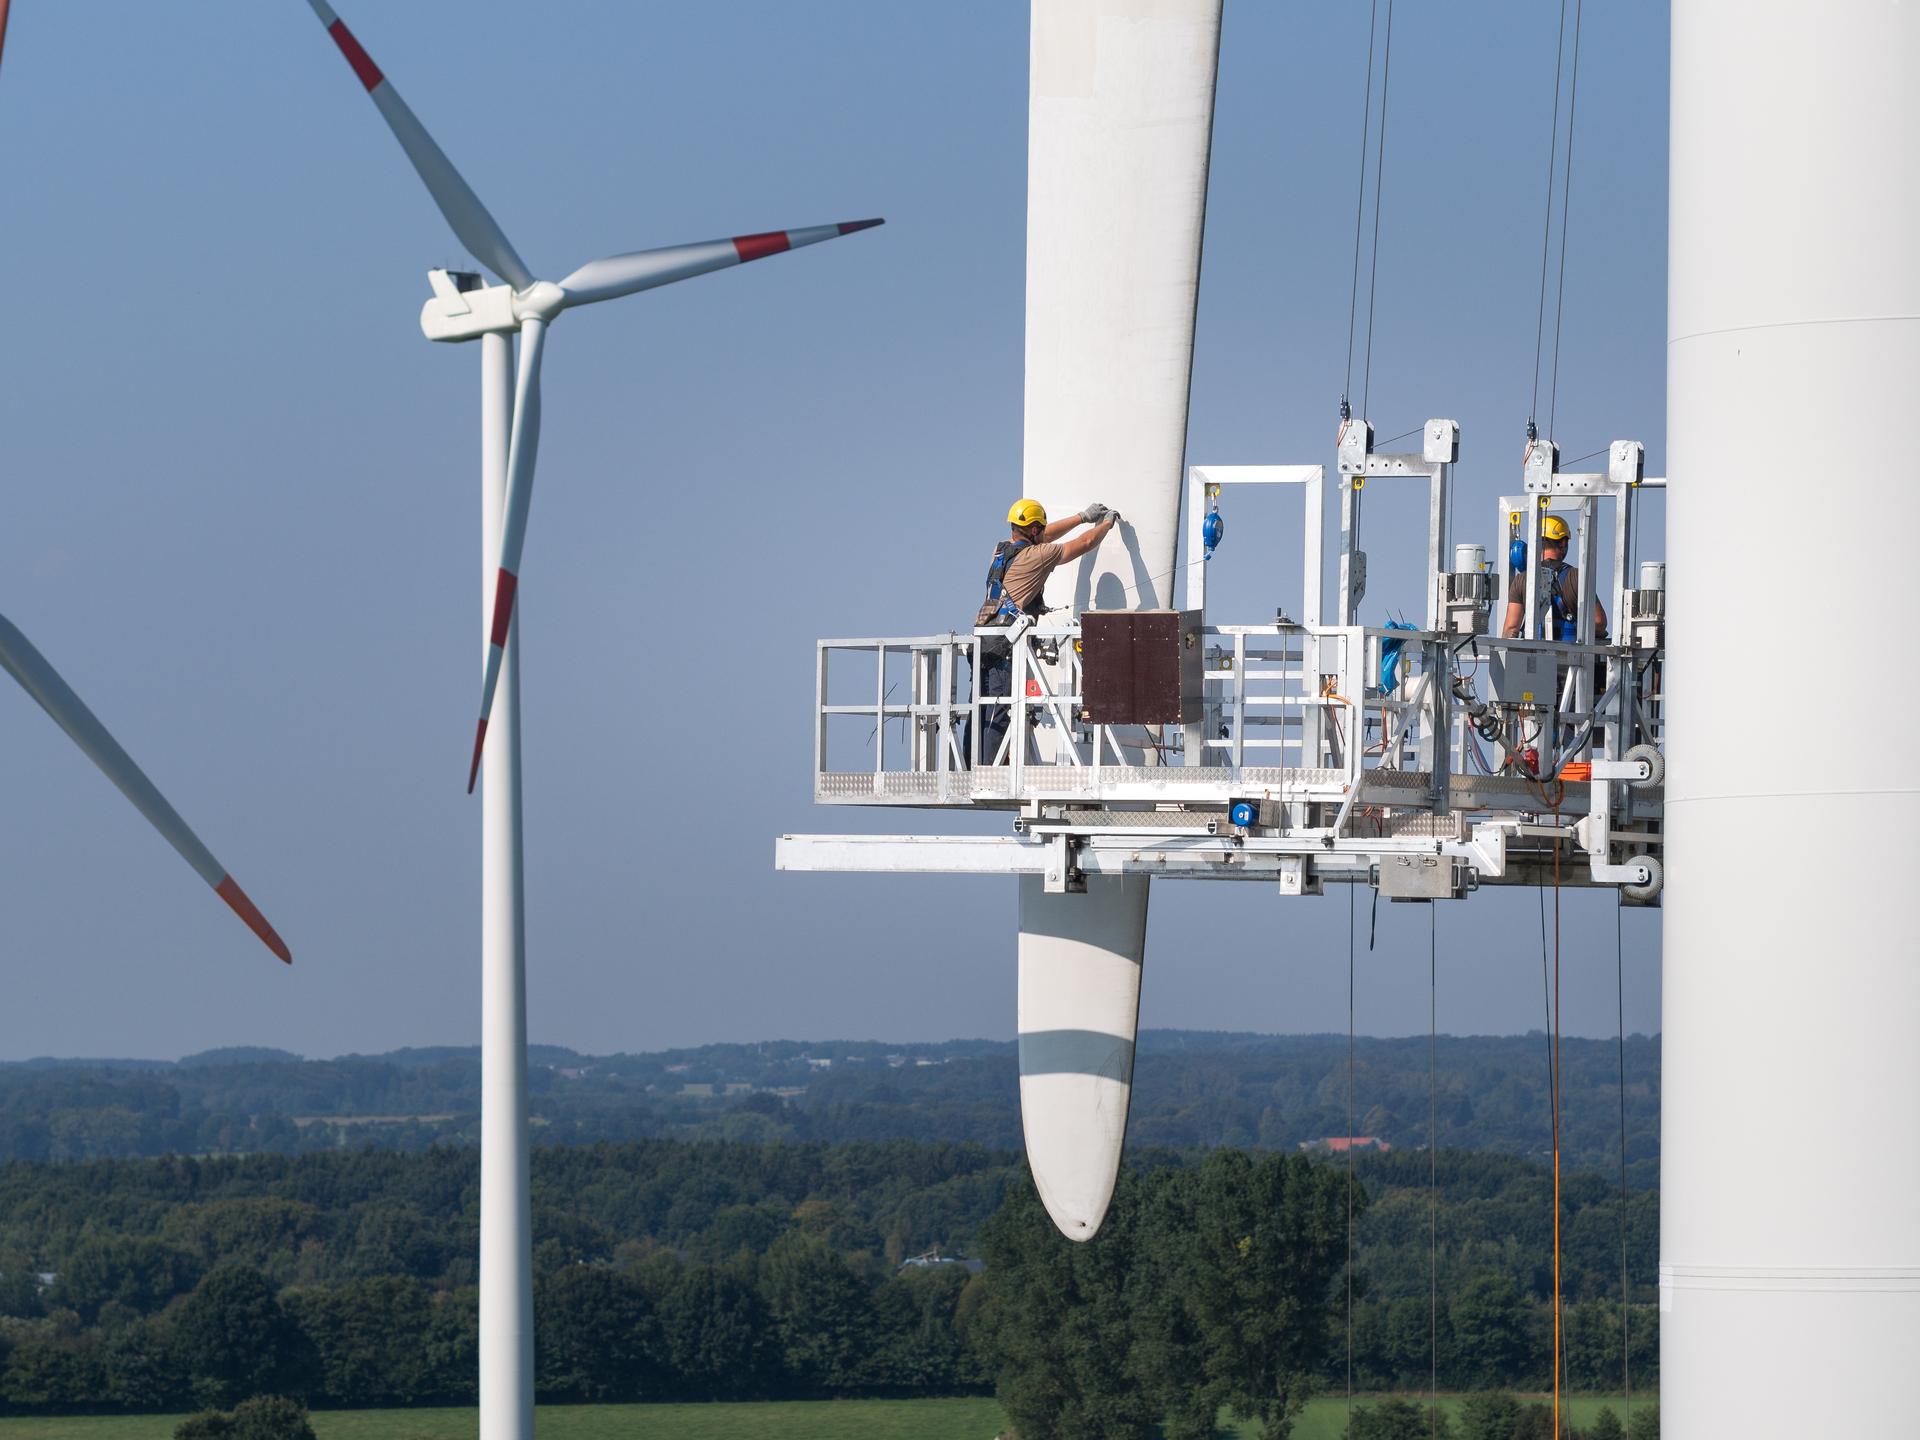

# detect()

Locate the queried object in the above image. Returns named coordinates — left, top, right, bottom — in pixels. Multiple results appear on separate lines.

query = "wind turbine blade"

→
left=468, top=317, right=546, bottom=792
left=0, top=611, right=292, bottom=963
left=1012, top=0, right=1222, bottom=1241
left=303, top=0, right=534, bottom=292
left=0, top=0, right=13, bottom=77
left=1016, top=875, right=1147, bottom=1241
left=557, top=218, right=883, bottom=310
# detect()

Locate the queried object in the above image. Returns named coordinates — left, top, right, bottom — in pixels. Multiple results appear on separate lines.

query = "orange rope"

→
left=1550, top=805, right=1565, bottom=1437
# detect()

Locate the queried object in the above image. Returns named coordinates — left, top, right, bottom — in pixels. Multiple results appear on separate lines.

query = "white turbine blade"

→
left=1017, top=875, right=1147, bottom=1240
left=468, top=317, right=545, bottom=792
left=0, top=611, right=292, bottom=963
left=1025, top=0, right=1219, bottom=617
left=303, top=0, right=534, bottom=292
left=1013, top=0, right=1222, bottom=1241
left=557, top=218, right=883, bottom=310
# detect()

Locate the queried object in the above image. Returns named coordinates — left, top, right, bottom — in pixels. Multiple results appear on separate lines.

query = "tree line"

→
left=0, top=1139, right=1655, bottom=1426
left=0, top=1030, right=1658, bottom=1174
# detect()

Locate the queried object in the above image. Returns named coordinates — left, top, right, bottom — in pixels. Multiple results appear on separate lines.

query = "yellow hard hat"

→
left=1008, top=498, right=1048, bottom=529
left=1540, top=515, right=1571, bottom=543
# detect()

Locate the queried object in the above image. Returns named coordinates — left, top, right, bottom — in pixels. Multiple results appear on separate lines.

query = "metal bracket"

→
left=1277, top=856, right=1322, bottom=897
left=1043, top=833, right=1085, bottom=894
left=1590, top=757, right=1653, bottom=782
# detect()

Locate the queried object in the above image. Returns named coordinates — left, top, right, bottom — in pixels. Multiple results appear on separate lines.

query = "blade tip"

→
left=214, top=876, right=293, bottom=965
left=467, top=719, right=488, bottom=793
left=839, top=218, right=885, bottom=235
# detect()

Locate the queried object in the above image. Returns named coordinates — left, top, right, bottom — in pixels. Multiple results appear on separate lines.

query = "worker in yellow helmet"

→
left=964, top=498, right=1119, bottom=765
left=1502, top=513, right=1608, bottom=641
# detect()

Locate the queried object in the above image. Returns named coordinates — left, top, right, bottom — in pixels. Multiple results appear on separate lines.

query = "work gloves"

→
left=1081, top=503, right=1112, bottom=524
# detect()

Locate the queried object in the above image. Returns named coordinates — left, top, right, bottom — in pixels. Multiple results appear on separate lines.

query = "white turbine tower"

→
left=1014, top=0, right=1222, bottom=1240
left=298, top=5, right=880, bottom=1430
left=0, top=614, right=292, bottom=964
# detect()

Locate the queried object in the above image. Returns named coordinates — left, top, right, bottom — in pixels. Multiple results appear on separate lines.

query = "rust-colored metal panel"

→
left=1082, top=611, right=1199, bottom=725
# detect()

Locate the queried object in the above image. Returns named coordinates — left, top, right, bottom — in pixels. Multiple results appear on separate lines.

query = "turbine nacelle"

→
left=421, top=272, right=567, bottom=343
left=422, top=269, right=516, bottom=343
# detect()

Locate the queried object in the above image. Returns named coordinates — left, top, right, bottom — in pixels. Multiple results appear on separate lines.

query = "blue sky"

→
left=0, top=2, right=1668, bottom=1059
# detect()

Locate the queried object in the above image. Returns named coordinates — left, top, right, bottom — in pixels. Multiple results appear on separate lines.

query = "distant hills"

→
left=0, top=1029, right=1657, bottom=1176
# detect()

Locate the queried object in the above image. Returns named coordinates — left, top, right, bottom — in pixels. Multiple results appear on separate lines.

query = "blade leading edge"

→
left=303, top=0, right=534, bottom=292
left=0, top=611, right=292, bottom=963
left=558, top=219, right=883, bottom=310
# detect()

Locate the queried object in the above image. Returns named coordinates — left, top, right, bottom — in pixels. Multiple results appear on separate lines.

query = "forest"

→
left=0, top=1138, right=1654, bottom=1423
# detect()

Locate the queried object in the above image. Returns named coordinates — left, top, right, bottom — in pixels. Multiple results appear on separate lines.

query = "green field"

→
left=0, top=1394, right=1655, bottom=1440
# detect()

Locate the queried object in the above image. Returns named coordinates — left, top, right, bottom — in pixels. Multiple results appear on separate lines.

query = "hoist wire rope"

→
left=1529, top=0, right=1572, bottom=427
left=1546, top=0, right=1587, bottom=441
left=1550, top=820, right=1566, bottom=1439
left=1359, top=0, right=1398, bottom=422
left=1428, top=902, right=1439, bottom=1439
left=1538, top=886, right=1552, bottom=1078
left=1343, top=0, right=1383, bottom=407
left=1616, top=894, right=1634, bottom=1426
left=1345, top=880, right=1357, bottom=1426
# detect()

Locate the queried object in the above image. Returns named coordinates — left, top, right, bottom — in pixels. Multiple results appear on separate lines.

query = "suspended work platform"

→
left=778, top=422, right=1667, bottom=903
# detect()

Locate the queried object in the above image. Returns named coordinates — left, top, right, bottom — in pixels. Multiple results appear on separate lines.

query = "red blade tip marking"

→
left=837, top=218, right=884, bottom=235
left=467, top=717, right=488, bottom=794
left=732, top=230, right=793, bottom=263
left=488, top=570, right=519, bottom=649
left=326, top=20, right=384, bottom=91
left=215, top=876, right=292, bottom=964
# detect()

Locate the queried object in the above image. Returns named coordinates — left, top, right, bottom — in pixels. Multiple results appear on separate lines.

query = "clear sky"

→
left=0, top=2, right=1668, bottom=1060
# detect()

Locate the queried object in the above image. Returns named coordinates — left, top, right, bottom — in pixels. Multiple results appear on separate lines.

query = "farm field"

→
left=0, top=1393, right=1654, bottom=1440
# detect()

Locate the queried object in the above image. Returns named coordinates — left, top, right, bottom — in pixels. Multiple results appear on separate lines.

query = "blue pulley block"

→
left=1229, top=800, right=1257, bottom=829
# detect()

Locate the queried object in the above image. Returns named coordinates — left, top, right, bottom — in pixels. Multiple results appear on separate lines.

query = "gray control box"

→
left=1488, top=648, right=1552, bottom=706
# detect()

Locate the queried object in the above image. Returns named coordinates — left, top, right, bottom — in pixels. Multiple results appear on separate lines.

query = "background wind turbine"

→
left=292, top=2, right=877, bottom=791
left=299, top=3, right=879, bottom=1430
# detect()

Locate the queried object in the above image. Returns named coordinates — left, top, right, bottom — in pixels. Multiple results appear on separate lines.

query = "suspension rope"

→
left=1550, top=820, right=1566, bottom=1439
left=1345, top=880, right=1357, bottom=1426
left=1359, top=0, right=1398, bottom=422
left=1529, top=0, right=1572, bottom=428
left=1616, top=894, right=1634, bottom=1426
left=1428, top=902, right=1439, bottom=1439
left=1545, top=0, right=1587, bottom=441
left=1343, top=0, right=1383, bottom=407
left=1538, top=886, right=1553, bottom=1079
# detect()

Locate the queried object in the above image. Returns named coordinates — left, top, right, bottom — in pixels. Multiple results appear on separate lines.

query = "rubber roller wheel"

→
left=1623, top=853, right=1663, bottom=904
left=1624, top=742, right=1665, bottom=789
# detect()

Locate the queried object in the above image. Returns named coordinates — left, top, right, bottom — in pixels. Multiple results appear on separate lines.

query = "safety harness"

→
left=975, top=539, right=1042, bottom=627
left=1540, top=561, right=1577, bottom=642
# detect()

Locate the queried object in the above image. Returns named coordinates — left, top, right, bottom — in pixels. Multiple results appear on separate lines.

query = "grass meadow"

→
left=0, top=1393, right=1654, bottom=1439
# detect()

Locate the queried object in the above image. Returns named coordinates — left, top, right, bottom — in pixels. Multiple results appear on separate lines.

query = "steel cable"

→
left=1547, top=0, right=1587, bottom=441
left=1530, top=0, right=1572, bottom=427
left=1345, top=878, right=1356, bottom=1427
left=1360, top=0, right=1398, bottom=422
left=1344, top=0, right=1383, bottom=407
left=1616, top=894, right=1634, bottom=1428
left=1429, top=901, right=1439, bottom=1439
